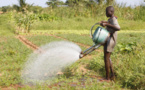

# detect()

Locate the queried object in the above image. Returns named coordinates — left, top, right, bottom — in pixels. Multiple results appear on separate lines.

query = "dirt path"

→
left=16, top=35, right=39, bottom=51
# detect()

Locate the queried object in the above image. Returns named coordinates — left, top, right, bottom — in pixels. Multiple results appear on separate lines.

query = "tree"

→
left=66, top=0, right=83, bottom=6
left=46, top=0, right=64, bottom=8
left=94, top=0, right=115, bottom=5
left=106, top=0, right=114, bottom=5
left=95, top=0, right=103, bottom=5
left=2, top=7, right=7, bottom=12
left=13, top=0, right=31, bottom=13
left=2, top=6, right=12, bottom=12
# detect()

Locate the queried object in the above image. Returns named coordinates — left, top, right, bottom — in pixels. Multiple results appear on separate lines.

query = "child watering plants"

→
left=99, top=6, right=120, bottom=80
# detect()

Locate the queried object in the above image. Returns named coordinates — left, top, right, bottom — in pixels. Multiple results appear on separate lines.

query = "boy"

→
left=99, top=6, right=120, bottom=80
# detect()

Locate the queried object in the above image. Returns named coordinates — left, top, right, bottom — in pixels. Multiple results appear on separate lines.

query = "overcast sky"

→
left=0, top=0, right=145, bottom=7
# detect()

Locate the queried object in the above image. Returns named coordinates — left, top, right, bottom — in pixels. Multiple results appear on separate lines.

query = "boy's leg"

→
left=104, top=51, right=111, bottom=80
left=109, top=58, right=115, bottom=80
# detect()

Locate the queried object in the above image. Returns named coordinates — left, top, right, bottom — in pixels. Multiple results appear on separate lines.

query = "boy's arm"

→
left=99, top=21, right=108, bottom=23
left=102, top=23, right=120, bottom=31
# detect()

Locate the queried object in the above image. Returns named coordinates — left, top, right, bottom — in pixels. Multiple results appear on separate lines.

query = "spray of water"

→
left=22, top=41, right=82, bottom=83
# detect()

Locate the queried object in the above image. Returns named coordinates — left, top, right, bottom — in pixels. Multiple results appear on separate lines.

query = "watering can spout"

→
left=79, top=52, right=86, bottom=58
left=79, top=44, right=101, bottom=59
left=79, top=54, right=84, bottom=58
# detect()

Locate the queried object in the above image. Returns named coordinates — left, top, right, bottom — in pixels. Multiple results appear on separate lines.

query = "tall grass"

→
left=31, top=5, right=145, bottom=30
left=42, top=4, right=145, bottom=20
left=0, top=13, right=15, bottom=35
left=31, top=17, right=145, bottom=30
left=1, top=3, right=145, bottom=33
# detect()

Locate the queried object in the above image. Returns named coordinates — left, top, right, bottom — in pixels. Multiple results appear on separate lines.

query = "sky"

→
left=0, top=0, right=145, bottom=7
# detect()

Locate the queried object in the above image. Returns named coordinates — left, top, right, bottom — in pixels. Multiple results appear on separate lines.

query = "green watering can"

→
left=79, top=23, right=110, bottom=58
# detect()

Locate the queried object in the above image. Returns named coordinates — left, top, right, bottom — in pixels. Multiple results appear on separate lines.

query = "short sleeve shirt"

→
left=105, top=17, right=120, bottom=52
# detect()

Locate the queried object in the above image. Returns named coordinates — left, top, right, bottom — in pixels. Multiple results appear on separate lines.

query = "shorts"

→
left=104, top=36, right=116, bottom=52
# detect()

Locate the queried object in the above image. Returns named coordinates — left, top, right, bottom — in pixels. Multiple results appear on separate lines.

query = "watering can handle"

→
left=90, top=23, right=100, bottom=38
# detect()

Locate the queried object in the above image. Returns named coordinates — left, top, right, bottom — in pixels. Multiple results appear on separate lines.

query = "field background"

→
left=0, top=0, right=145, bottom=89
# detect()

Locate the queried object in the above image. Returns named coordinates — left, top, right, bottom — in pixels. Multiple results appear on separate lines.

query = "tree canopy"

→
left=46, top=0, right=64, bottom=8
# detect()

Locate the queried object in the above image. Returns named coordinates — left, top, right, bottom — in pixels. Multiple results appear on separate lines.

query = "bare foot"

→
left=98, top=78, right=110, bottom=82
left=110, top=75, right=115, bottom=81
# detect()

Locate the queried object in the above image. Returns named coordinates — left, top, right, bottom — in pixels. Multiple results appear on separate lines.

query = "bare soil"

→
left=16, top=35, right=39, bottom=51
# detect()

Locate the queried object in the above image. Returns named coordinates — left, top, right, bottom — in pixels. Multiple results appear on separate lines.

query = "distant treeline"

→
left=0, top=0, right=145, bottom=21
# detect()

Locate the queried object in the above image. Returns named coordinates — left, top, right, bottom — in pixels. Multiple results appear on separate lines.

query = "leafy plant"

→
left=14, top=13, right=37, bottom=33
left=116, top=42, right=137, bottom=53
left=38, top=14, right=59, bottom=21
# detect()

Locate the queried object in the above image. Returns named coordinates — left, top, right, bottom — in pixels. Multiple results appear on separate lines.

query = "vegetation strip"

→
left=48, top=34, right=102, bottom=52
left=49, top=34, right=89, bottom=48
left=20, top=33, right=90, bottom=48
left=20, top=33, right=102, bottom=52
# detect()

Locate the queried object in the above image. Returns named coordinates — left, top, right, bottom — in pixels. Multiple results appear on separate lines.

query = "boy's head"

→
left=106, top=6, right=114, bottom=17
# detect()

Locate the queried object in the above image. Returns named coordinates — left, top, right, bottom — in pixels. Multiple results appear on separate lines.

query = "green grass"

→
left=25, top=35, right=63, bottom=46
left=1, top=5, right=145, bottom=89
left=31, top=17, right=145, bottom=30
left=0, top=14, right=15, bottom=36
left=1, top=8, right=145, bottom=90
left=56, top=34, right=94, bottom=46
left=88, top=32, right=145, bottom=89
left=0, top=31, right=145, bottom=89
left=0, top=36, right=32, bottom=87
left=25, top=35, right=87, bottom=51
left=24, top=31, right=145, bottom=89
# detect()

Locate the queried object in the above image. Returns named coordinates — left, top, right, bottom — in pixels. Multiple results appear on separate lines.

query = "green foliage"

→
left=106, top=0, right=114, bottom=5
left=13, top=0, right=31, bottom=13
left=66, top=0, right=88, bottom=6
left=1, top=0, right=145, bottom=32
left=25, top=35, right=62, bottom=46
left=14, top=13, right=37, bottom=33
left=30, top=6, right=43, bottom=14
left=0, top=36, right=32, bottom=86
left=38, top=14, right=59, bottom=21
left=56, top=33, right=94, bottom=46
left=116, top=42, right=137, bottom=53
left=0, top=13, right=15, bottom=36
left=2, top=6, right=13, bottom=12
left=88, top=57, right=105, bottom=75
left=87, top=32, right=145, bottom=89
left=134, top=6, right=145, bottom=21
left=0, top=31, right=145, bottom=89
left=46, top=0, right=65, bottom=8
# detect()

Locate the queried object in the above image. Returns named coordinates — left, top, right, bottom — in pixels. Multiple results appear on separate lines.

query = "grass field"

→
left=0, top=29, right=145, bottom=89
left=0, top=36, right=32, bottom=87
left=1, top=3, right=145, bottom=89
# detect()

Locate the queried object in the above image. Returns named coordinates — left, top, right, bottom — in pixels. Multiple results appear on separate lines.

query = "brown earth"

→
left=16, top=35, right=39, bottom=51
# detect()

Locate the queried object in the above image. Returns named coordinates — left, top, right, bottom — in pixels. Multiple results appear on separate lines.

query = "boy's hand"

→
left=99, top=21, right=103, bottom=23
left=100, top=23, right=107, bottom=27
